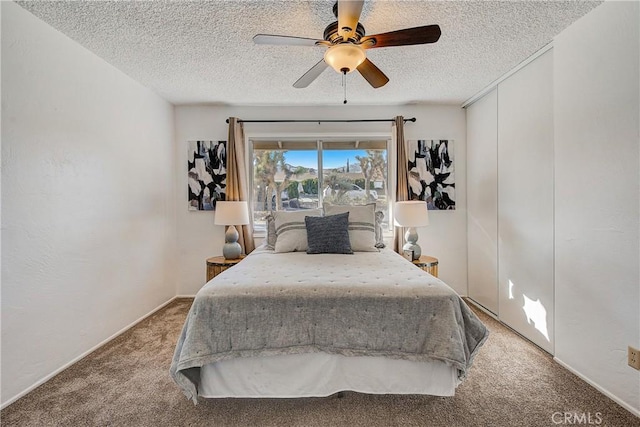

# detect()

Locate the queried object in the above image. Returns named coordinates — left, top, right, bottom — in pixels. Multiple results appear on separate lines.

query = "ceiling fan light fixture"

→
left=324, top=44, right=366, bottom=74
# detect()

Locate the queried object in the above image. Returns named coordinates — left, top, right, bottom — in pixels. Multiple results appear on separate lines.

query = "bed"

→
left=170, top=244, right=489, bottom=403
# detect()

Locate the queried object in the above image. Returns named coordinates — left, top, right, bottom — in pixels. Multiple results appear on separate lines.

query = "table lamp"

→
left=394, top=201, right=430, bottom=261
left=214, top=201, right=250, bottom=260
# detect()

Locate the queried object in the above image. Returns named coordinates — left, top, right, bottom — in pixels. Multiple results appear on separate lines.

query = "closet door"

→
left=497, top=50, right=554, bottom=353
left=466, top=89, right=498, bottom=314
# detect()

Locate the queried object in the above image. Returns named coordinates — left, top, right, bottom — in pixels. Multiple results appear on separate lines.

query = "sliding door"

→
left=497, top=50, right=554, bottom=353
left=467, top=89, right=499, bottom=314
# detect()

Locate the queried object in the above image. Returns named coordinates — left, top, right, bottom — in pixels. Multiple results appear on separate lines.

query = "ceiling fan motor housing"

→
left=323, top=21, right=366, bottom=43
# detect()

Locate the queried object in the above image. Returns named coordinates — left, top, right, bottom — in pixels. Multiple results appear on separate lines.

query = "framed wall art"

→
left=406, top=139, right=455, bottom=210
left=188, top=140, right=226, bottom=210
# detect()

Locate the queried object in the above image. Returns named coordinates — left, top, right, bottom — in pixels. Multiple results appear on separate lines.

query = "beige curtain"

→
left=226, top=117, right=255, bottom=254
left=393, top=116, right=410, bottom=253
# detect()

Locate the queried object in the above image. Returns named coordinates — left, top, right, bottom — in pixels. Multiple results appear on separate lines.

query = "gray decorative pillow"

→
left=375, top=210, right=386, bottom=249
left=324, top=204, right=377, bottom=252
left=274, top=209, right=322, bottom=253
left=305, top=212, right=353, bottom=254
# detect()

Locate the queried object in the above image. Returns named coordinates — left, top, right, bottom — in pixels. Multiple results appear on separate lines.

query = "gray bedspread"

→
left=170, top=249, right=488, bottom=403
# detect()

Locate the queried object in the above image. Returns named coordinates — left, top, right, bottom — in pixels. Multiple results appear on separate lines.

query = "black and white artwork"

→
left=188, top=141, right=226, bottom=210
left=407, top=140, right=455, bottom=210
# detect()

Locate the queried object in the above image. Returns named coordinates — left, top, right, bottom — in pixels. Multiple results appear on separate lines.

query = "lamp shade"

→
left=214, top=201, right=250, bottom=226
left=324, top=44, right=366, bottom=74
left=394, top=201, right=430, bottom=227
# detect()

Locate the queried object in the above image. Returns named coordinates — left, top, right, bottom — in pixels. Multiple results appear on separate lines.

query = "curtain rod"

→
left=225, top=118, right=416, bottom=124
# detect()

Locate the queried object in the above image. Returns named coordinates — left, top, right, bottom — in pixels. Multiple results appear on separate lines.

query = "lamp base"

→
left=223, top=225, right=242, bottom=260
left=403, top=227, right=422, bottom=261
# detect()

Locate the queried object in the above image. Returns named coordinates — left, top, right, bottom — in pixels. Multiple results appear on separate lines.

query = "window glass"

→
left=252, top=148, right=318, bottom=231
left=321, top=147, right=388, bottom=229
left=251, top=139, right=389, bottom=232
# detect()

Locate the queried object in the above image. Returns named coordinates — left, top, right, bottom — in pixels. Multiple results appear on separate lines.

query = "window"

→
left=250, top=138, right=390, bottom=233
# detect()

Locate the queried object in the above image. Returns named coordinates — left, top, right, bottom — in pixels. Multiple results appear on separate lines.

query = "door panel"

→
left=466, top=89, right=499, bottom=314
left=497, top=50, right=554, bottom=354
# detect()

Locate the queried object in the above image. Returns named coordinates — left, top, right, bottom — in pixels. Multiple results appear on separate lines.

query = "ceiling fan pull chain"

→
left=343, top=70, right=348, bottom=104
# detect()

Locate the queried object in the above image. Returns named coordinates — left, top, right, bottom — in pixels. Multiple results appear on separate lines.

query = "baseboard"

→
left=464, top=297, right=498, bottom=320
left=1, top=296, right=178, bottom=410
left=553, top=357, right=640, bottom=418
left=175, top=294, right=196, bottom=299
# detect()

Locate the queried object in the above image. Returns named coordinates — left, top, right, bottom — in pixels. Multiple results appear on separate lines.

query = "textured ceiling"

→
left=17, top=0, right=602, bottom=106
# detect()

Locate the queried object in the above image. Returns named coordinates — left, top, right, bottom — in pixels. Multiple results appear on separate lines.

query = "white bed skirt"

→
left=199, top=352, right=459, bottom=398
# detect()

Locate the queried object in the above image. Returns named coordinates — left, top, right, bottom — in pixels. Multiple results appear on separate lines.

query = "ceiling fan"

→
left=253, top=0, right=441, bottom=90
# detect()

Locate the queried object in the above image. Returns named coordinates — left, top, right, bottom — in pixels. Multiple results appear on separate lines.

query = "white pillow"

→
left=273, top=209, right=323, bottom=253
left=323, top=204, right=377, bottom=252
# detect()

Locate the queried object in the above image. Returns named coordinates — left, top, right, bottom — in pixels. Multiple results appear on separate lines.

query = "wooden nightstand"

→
left=206, top=256, right=244, bottom=281
left=413, top=255, right=439, bottom=278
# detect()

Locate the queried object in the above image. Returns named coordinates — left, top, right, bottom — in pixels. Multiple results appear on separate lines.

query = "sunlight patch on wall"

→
left=523, top=294, right=550, bottom=342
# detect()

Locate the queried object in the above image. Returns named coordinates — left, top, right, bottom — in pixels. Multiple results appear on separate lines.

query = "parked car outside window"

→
left=323, top=184, right=378, bottom=201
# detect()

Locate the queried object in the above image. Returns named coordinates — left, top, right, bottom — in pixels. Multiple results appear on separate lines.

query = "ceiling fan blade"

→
left=293, top=59, right=329, bottom=88
left=357, top=58, right=389, bottom=88
left=337, top=0, right=364, bottom=40
left=253, top=34, right=324, bottom=47
left=360, top=25, right=441, bottom=49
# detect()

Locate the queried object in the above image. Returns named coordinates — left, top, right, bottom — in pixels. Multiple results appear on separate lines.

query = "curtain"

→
left=226, top=117, right=255, bottom=254
left=393, top=116, right=410, bottom=253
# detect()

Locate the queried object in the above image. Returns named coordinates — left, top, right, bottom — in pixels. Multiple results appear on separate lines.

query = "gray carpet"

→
left=2, top=298, right=638, bottom=427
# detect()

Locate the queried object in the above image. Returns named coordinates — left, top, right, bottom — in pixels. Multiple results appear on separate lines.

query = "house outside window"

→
left=249, top=138, right=391, bottom=234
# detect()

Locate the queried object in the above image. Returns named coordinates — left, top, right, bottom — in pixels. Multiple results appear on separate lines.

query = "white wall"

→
left=554, top=0, right=639, bottom=415
left=1, top=2, right=177, bottom=407
left=175, top=104, right=467, bottom=296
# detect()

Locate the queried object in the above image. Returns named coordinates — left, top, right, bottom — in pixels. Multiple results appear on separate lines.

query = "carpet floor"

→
left=2, top=298, right=638, bottom=427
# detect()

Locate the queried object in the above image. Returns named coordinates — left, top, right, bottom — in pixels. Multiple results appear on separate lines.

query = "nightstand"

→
left=206, top=256, right=244, bottom=281
left=413, top=255, right=439, bottom=278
